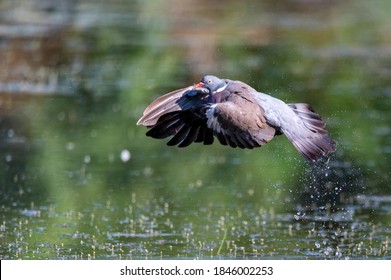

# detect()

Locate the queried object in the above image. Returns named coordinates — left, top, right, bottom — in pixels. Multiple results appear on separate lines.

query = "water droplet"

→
left=294, top=212, right=305, bottom=220
left=120, top=149, right=131, bottom=162
left=66, top=142, right=75, bottom=150
left=7, top=129, right=15, bottom=138
left=143, top=166, right=153, bottom=176
left=5, top=154, right=12, bottom=162
left=84, top=155, right=91, bottom=163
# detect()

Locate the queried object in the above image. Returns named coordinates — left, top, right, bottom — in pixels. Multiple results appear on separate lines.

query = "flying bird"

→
left=137, top=75, right=336, bottom=162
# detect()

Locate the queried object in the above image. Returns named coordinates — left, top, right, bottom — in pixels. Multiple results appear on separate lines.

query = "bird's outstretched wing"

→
left=205, top=92, right=276, bottom=149
left=137, top=86, right=196, bottom=126
left=137, top=86, right=214, bottom=147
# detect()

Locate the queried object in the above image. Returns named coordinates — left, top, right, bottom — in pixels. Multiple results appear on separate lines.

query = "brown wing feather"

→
left=206, top=101, right=276, bottom=149
left=137, top=86, right=193, bottom=126
left=283, top=103, right=336, bottom=162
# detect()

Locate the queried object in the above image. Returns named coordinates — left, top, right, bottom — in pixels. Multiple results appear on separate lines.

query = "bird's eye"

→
left=208, top=80, right=212, bottom=84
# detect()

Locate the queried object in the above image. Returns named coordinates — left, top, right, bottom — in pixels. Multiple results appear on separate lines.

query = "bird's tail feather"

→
left=283, top=103, right=336, bottom=162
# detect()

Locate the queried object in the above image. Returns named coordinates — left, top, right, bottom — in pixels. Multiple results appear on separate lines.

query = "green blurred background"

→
left=0, top=0, right=390, bottom=259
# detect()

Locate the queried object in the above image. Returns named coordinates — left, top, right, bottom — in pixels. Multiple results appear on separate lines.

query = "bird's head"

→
left=195, top=75, right=227, bottom=94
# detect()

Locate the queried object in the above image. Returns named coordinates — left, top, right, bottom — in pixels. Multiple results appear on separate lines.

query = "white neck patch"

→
left=214, top=84, right=227, bottom=93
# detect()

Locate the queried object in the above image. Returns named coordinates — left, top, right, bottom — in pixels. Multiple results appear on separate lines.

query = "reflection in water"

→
left=0, top=0, right=390, bottom=259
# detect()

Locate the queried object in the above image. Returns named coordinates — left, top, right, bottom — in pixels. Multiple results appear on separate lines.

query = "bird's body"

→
left=137, top=75, right=336, bottom=162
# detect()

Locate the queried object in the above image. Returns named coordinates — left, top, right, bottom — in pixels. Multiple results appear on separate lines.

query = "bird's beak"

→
left=195, top=82, right=205, bottom=88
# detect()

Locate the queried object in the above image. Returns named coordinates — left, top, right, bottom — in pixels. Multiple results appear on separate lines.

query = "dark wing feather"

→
left=137, top=86, right=214, bottom=147
left=177, top=126, right=201, bottom=147
left=146, top=112, right=184, bottom=139
left=191, top=126, right=214, bottom=145
left=167, top=125, right=192, bottom=146
left=137, top=87, right=192, bottom=126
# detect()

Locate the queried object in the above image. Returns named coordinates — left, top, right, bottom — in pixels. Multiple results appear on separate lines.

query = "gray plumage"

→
left=137, top=75, right=336, bottom=162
